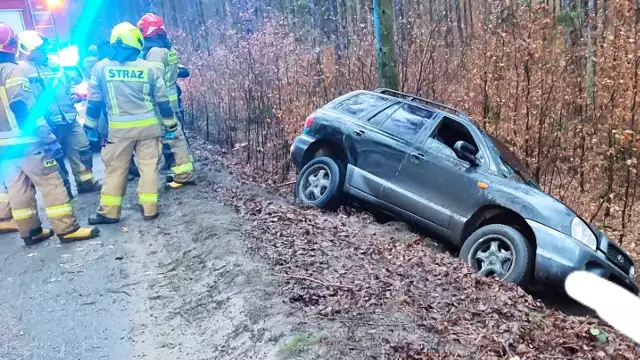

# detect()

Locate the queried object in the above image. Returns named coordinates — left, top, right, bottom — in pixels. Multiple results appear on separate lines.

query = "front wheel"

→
left=295, top=156, right=343, bottom=211
left=459, top=224, right=534, bottom=285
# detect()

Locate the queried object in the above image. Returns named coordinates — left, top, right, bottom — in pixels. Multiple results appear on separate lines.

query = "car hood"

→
left=495, top=180, right=577, bottom=236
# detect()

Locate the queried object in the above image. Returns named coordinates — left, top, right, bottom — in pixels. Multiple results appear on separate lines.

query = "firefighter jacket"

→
left=18, top=60, right=80, bottom=126
left=85, top=58, right=177, bottom=141
left=143, top=41, right=179, bottom=109
left=0, top=62, right=54, bottom=158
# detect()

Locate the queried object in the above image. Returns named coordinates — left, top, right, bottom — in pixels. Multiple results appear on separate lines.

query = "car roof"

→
left=339, top=88, right=475, bottom=128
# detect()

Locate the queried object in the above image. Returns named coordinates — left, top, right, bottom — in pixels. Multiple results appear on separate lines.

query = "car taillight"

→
left=304, top=114, right=315, bottom=130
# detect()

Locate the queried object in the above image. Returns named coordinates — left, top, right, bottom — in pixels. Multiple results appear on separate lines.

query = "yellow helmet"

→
left=110, top=22, right=144, bottom=51
left=17, top=30, right=46, bottom=56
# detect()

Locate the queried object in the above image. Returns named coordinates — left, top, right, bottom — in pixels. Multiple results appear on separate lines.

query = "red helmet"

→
left=0, top=23, right=18, bottom=55
left=137, top=13, right=166, bottom=38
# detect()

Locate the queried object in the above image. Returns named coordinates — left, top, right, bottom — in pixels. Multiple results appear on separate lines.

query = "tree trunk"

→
left=373, top=0, right=399, bottom=89
left=586, top=0, right=596, bottom=105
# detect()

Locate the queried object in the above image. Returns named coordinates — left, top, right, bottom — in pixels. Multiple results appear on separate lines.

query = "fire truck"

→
left=0, top=0, right=73, bottom=43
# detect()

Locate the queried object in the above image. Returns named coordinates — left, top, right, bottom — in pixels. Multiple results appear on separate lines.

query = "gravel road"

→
left=0, top=154, right=303, bottom=360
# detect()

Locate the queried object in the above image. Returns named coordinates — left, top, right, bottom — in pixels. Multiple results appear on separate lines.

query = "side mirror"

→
left=453, top=141, right=478, bottom=165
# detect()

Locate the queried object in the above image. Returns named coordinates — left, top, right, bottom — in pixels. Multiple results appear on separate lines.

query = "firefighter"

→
left=0, top=23, right=99, bottom=245
left=82, top=45, right=99, bottom=79
left=137, top=13, right=195, bottom=189
left=128, top=62, right=190, bottom=182
left=85, top=22, right=179, bottom=224
left=17, top=30, right=102, bottom=195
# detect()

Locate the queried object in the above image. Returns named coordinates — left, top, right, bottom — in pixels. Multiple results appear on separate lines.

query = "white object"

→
left=565, top=271, right=640, bottom=344
left=17, top=30, right=44, bottom=56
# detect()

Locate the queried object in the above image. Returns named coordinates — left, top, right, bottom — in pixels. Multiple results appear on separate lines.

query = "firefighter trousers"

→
left=0, top=150, right=79, bottom=238
left=0, top=179, right=10, bottom=221
left=53, top=122, right=95, bottom=188
left=163, top=120, right=194, bottom=183
left=98, top=138, right=162, bottom=219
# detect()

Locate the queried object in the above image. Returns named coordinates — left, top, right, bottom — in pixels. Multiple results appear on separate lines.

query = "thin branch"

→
left=274, top=272, right=355, bottom=289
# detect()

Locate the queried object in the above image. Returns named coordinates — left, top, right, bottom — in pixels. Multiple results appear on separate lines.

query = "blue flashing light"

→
left=0, top=0, right=105, bottom=162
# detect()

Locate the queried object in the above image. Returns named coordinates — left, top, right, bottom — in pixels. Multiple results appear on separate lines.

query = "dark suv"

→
left=290, top=88, right=638, bottom=294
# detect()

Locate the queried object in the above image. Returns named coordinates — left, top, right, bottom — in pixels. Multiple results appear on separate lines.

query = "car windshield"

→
left=481, top=132, right=539, bottom=188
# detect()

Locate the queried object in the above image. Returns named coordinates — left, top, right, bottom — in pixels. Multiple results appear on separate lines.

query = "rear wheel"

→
left=459, top=224, right=534, bottom=285
left=295, top=156, right=343, bottom=210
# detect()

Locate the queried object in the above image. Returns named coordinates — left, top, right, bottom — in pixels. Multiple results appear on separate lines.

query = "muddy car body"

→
left=290, top=88, right=638, bottom=294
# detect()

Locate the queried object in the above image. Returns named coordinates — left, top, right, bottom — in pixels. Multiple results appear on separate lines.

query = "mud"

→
left=0, top=156, right=308, bottom=359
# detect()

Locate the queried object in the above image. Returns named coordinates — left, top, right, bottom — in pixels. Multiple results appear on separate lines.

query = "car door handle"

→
left=411, top=152, right=426, bottom=161
left=353, top=129, right=366, bottom=137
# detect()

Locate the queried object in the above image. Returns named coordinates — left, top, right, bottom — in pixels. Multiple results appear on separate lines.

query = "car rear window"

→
left=334, top=93, right=389, bottom=118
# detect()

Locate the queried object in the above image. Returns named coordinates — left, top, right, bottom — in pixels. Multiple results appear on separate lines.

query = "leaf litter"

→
left=192, top=143, right=640, bottom=359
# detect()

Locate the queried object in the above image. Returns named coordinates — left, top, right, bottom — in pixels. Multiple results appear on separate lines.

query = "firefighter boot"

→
left=88, top=214, right=119, bottom=225
left=0, top=220, right=18, bottom=234
left=59, top=226, right=100, bottom=244
left=139, top=205, right=158, bottom=221
left=22, top=228, right=54, bottom=246
left=77, top=181, right=102, bottom=194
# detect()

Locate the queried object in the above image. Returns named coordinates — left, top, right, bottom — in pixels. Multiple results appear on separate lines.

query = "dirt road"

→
left=0, top=155, right=304, bottom=360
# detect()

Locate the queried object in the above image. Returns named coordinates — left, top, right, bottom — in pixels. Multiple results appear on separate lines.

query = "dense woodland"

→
left=82, top=0, right=640, bottom=264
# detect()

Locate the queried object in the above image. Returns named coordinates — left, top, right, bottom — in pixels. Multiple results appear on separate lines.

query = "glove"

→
left=163, top=130, right=176, bottom=140
left=86, top=128, right=100, bottom=142
left=44, top=142, right=63, bottom=160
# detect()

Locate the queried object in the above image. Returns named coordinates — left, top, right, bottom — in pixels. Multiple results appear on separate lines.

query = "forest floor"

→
left=0, top=137, right=639, bottom=359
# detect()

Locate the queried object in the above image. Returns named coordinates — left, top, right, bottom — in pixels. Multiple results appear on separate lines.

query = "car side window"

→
left=366, top=103, right=402, bottom=127
left=426, top=117, right=484, bottom=164
left=378, top=103, right=435, bottom=143
left=334, top=93, right=389, bottom=118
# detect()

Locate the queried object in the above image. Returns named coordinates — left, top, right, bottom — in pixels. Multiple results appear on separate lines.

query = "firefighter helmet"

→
left=0, top=23, right=19, bottom=55
left=110, top=22, right=144, bottom=51
left=137, top=13, right=166, bottom=38
left=17, top=30, right=46, bottom=56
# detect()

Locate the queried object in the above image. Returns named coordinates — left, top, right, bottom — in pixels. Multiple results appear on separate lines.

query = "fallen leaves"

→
left=209, top=170, right=639, bottom=359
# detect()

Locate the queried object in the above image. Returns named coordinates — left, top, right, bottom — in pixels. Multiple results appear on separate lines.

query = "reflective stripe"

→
left=35, top=117, right=48, bottom=127
left=109, top=118, right=158, bottom=129
left=143, top=84, right=153, bottom=111
left=46, top=203, right=73, bottom=218
left=0, top=86, right=18, bottom=130
left=107, top=82, right=119, bottom=115
left=168, top=93, right=178, bottom=102
left=110, top=111, right=156, bottom=123
left=79, top=173, right=94, bottom=182
left=163, top=118, right=177, bottom=127
left=139, top=193, right=158, bottom=203
left=167, top=51, right=178, bottom=64
left=0, top=136, right=39, bottom=145
left=172, top=162, right=194, bottom=175
left=12, top=207, right=36, bottom=220
left=0, top=130, right=21, bottom=139
left=100, top=195, right=123, bottom=206
left=5, top=77, right=29, bottom=87
left=85, top=117, right=98, bottom=128
left=0, top=193, right=8, bottom=202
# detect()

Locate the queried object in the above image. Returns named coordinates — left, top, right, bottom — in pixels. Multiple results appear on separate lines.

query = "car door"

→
left=381, top=116, right=488, bottom=230
left=346, top=102, right=406, bottom=197
left=347, top=102, right=438, bottom=198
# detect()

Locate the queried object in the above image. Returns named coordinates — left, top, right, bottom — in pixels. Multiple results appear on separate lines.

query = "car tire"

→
left=460, top=224, right=534, bottom=285
left=295, top=156, right=343, bottom=211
